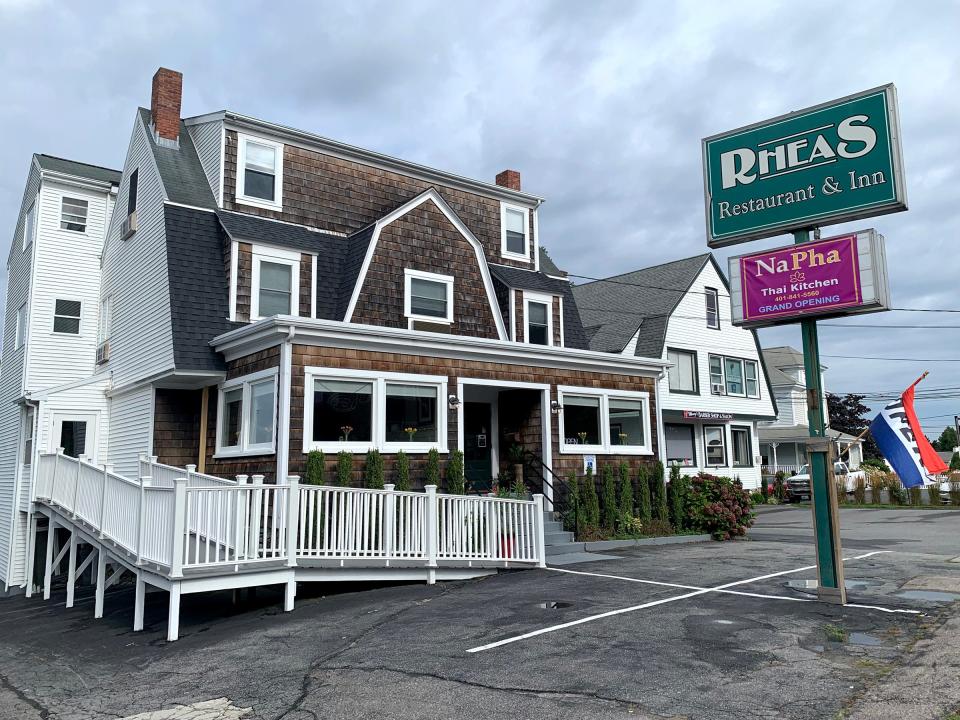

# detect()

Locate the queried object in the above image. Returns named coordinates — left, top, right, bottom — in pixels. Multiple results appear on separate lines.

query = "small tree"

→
left=773, top=471, right=786, bottom=501
left=759, top=477, right=769, bottom=504
left=424, top=448, right=441, bottom=487
left=618, top=461, right=634, bottom=519
left=336, top=451, right=353, bottom=487
left=565, top=471, right=581, bottom=534
left=305, top=450, right=326, bottom=486
left=926, top=482, right=940, bottom=506
left=951, top=452, right=960, bottom=471
left=650, top=461, right=668, bottom=523
left=636, top=465, right=652, bottom=522
left=364, top=449, right=384, bottom=489
left=909, top=485, right=922, bottom=506
left=447, top=450, right=465, bottom=494
left=868, top=472, right=883, bottom=504
left=581, top=466, right=600, bottom=527
left=395, top=450, right=410, bottom=491
left=600, top=463, right=617, bottom=531
left=667, top=464, right=688, bottom=531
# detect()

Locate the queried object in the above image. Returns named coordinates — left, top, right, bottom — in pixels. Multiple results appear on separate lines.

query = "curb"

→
left=583, top=535, right=712, bottom=551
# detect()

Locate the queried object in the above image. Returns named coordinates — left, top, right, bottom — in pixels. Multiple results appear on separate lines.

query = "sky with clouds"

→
left=1, top=0, right=958, bottom=436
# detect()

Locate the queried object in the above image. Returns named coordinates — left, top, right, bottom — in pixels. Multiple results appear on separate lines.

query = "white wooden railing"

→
left=139, top=456, right=237, bottom=488
left=33, top=451, right=546, bottom=579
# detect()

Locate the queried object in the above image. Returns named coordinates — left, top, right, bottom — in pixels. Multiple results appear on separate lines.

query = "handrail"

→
left=522, top=451, right=581, bottom=540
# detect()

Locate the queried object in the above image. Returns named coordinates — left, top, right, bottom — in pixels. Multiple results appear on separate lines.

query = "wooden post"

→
left=94, top=549, right=107, bottom=619
left=384, top=484, right=395, bottom=566
left=43, top=517, right=55, bottom=600
left=236, top=475, right=248, bottom=561
left=133, top=572, right=146, bottom=632
left=136, top=476, right=150, bottom=565
left=51, top=448, right=64, bottom=505
left=170, top=478, right=187, bottom=578
left=198, top=386, right=209, bottom=474
left=167, top=583, right=181, bottom=642
left=185, top=464, right=196, bottom=487
left=532, top=494, right=547, bottom=568
left=425, top=485, right=438, bottom=585
left=71, top=456, right=82, bottom=517
left=98, top=464, right=111, bottom=539
left=285, top=475, right=299, bottom=568
left=65, top=531, right=78, bottom=608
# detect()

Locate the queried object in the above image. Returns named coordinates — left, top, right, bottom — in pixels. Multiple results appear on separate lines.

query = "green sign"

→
left=702, top=85, right=907, bottom=247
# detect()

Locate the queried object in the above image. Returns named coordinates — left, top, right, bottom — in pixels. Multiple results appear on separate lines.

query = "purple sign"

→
left=739, top=234, right=862, bottom=323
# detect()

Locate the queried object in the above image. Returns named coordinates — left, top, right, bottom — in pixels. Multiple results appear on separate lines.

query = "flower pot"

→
left=514, top=463, right=524, bottom=485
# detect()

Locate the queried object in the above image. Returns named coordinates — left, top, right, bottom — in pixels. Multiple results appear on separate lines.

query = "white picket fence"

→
left=32, top=452, right=546, bottom=578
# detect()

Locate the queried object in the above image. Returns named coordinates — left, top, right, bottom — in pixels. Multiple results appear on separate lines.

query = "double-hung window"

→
left=304, top=368, right=447, bottom=453
left=216, top=369, right=278, bottom=456
left=709, top=355, right=760, bottom=398
left=744, top=360, right=759, bottom=397
left=500, top=202, right=530, bottom=261
left=23, top=201, right=35, bottom=251
left=558, top=386, right=652, bottom=455
left=60, top=197, right=88, bottom=232
left=237, top=134, right=284, bottom=210
left=404, top=269, right=453, bottom=325
left=53, top=299, right=81, bottom=335
left=731, top=426, right=753, bottom=467
left=666, top=348, right=698, bottom=393
left=523, top=291, right=553, bottom=346
left=251, top=246, right=301, bottom=319
left=705, top=287, right=719, bottom=329
left=703, top=425, right=726, bottom=466
left=709, top=355, right=724, bottom=395
left=724, top=357, right=744, bottom=396
left=15, top=303, right=26, bottom=349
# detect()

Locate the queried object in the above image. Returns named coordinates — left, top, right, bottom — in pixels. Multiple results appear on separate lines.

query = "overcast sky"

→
left=2, top=0, right=958, bottom=437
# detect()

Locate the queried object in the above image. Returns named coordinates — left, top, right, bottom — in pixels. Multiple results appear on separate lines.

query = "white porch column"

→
left=771, top=442, right=779, bottom=475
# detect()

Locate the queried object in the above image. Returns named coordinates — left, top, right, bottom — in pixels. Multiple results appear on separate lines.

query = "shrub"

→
left=861, top=458, right=888, bottom=471
left=336, top=451, right=353, bottom=487
left=618, top=513, right=644, bottom=537
left=649, top=461, right=668, bottom=523
left=951, top=453, right=960, bottom=472
left=853, top=475, right=866, bottom=505
left=511, top=475, right=526, bottom=498
left=773, top=471, right=787, bottom=501
left=364, top=449, right=384, bottom=489
left=888, top=476, right=907, bottom=505
left=909, top=486, right=922, bottom=506
left=618, top=461, right=634, bottom=519
left=305, top=450, right=326, bottom=486
left=835, top=476, right=846, bottom=505
left=636, top=465, right=652, bottom=522
left=686, top=473, right=755, bottom=541
left=950, top=478, right=960, bottom=506
left=581, top=466, right=600, bottom=527
left=667, top=464, right=689, bottom=531
left=759, top=477, right=769, bottom=504
left=424, top=448, right=441, bottom=487
left=395, top=451, right=410, bottom=491
left=564, top=471, right=581, bottom=533
left=750, top=490, right=764, bottom=505
left=927, top=482, right=940, bottom=506
left=643, top=518, right=674, bottom=537
left=447, top=450, right=465, bottom=494
left=867, top=471, right=884, bottom=504
left=600, top=464, right=617, bottom=530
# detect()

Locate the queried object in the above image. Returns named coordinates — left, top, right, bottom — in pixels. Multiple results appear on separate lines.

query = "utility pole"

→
left=796, top=228, right=846, bottom=605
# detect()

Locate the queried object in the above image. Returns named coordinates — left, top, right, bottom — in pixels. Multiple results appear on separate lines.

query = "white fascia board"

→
left=223, top=112, right=544, bottom=207
left=39, top=170, right=116, bottom=193
left=213, top=317, right=668, bottom=377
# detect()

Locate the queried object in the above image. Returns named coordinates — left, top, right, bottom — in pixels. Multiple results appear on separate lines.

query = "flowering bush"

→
left=686, top=473, right=755, bottom=541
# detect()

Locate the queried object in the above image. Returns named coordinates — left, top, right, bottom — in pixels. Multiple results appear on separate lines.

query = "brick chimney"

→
left=151, top=67, right=182, bottom=144
left=495, top=169, right=521, bottom=191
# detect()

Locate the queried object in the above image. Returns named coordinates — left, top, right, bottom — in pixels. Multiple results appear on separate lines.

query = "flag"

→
left=870, top=374, right=948, bottom=488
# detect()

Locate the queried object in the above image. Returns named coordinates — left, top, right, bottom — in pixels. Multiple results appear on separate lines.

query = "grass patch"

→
left=824, top=623, right=848, bottom=643
left=792, top=503, right=955, bottom=511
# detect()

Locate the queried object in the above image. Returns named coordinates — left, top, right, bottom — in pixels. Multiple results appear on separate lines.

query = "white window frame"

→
left=731, top=425, right=753, bottom=468
left=23, top=200, right=35, bottom=252
left=666, top=347, right=699, bottom=394
left=15, top=303, right=26, bottom=350
left=52, top=298, right=83, bottom=336
left=98, top=295, right=112, bottom=344
left=215, top=368, right=279, bottom=458
left=744, top=359, right=760, bottom=398
left=49, top=412, right=99, bottom=462
left=60, top=196, right=88, bottom=233
left=705, top=287, right=720, bottom=329
left=703, top=424, right=727, bottom=467
left=250, top=245, right=301, bottom=320
left=709, top=354, right=761, bottom=399
left=236, top=133, right=284, bottom=211
left=303, top=367, right=448, bottom=454
left=500, top=202, right=530, bottom=262
left=557, top=385, right=652, bottom=455
left=523, top=291, right=554, bottom=346
left=404, top=269, right=454, bottom=326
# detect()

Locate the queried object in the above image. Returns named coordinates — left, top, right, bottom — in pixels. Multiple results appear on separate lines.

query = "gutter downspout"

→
left=6, top=397, right=38, bottom=591
left=276, top=326, right=296, bottom=483
left=654, top=370, right=667, bottom=469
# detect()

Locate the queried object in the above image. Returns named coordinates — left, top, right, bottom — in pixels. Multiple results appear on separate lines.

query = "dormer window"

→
left=705, top=287, right=719, bottom=329
left=250, top=246, right=301, bottom=320
left=523, top=291, right=553, bottom=346
left=60, top=197, right=88, bottom=233
left=237, top=134, right=284, bottom=210
left=500, top=203, right=530, bottom=261
left=404, top=269, right=453, bottom=325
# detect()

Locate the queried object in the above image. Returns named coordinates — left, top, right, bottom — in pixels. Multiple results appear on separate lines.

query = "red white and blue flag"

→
left=870, top=374, right=948, bottom=488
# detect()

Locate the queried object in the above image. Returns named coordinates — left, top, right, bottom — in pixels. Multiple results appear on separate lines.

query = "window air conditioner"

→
left=120, top=211, right=138, bottom=240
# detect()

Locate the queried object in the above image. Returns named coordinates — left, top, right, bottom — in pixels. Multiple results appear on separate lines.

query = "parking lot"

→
left=0, top=506, right=957, bottom=719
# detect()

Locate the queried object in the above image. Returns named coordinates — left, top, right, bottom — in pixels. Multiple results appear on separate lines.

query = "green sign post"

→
left=702, top=86, right=907, bottom=605
left=703, top=85, right=906, bottom=248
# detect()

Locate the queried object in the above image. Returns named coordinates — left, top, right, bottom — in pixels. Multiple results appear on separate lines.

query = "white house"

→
left=574, top=254, right=777, bottom=489
left=758, top=346, right=863, bottom=475
left=0, top=155, right=119, bottom=592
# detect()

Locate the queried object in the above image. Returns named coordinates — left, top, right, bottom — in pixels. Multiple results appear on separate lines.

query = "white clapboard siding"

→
left=101, top=113, right=175, bottom=389
left=108, top=384, right=153, bottom=479
left=0, top=160, right=42, bottom=586
left=188, top=119, right=223, bottom=204
left=26, top=180, right=111, bottom=390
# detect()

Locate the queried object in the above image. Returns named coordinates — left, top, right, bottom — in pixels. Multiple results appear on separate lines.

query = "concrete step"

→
left=542, top=520, right=564, bottom=533
left=544, top=531, right=574, bottom=546
left=547, top=551, right=622, bottom=566
left=545, top=541, right=586, bottom=556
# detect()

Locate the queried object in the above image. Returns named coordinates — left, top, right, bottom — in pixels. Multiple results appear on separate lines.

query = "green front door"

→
left=464, top=402, right=493, bottom=491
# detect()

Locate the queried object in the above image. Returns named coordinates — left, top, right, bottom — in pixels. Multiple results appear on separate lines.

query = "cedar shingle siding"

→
left=222, top=130, right=535, bottom=268
left=351, top=200, right=500, bottom=337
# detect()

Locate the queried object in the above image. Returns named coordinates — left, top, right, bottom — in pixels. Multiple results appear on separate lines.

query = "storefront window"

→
left=385, top=383, right=437, bottom=443
left=563, top=395, right=601, bottom=445
left=312, top=379, right=373, bottom=442
left=609, top=399, right=645, bottom=447
left=665, top=423, right=696, bottom=466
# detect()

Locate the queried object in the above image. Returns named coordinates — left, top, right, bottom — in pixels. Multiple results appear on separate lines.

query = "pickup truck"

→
left=785, top=462, right=866, bottom=502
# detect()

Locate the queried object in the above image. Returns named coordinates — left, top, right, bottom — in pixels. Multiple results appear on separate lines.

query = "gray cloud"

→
left=1, top=0, right=958, bottom=434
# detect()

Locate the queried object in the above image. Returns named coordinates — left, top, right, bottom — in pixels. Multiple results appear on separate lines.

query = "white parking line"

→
left=466, top=550, right=910, bottom=653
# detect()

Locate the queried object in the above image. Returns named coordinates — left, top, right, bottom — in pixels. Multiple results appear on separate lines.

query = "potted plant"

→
left=404, top=426, right=417, bottom=443
left=508, top=444, right=525, bottom=486
left=340, top=425, right=353, bottom=442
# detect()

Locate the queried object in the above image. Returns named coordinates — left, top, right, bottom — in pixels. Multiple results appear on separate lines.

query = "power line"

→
left=822, top=354, right=960, bottom=362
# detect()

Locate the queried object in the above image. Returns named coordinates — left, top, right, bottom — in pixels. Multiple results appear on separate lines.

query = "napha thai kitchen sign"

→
left=727, top=229, right=891, bottom=328
left=702, top=84, right=907, bottom=247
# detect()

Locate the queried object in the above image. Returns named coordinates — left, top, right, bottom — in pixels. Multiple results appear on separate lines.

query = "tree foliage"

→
left=933, top=425, right=958, bottom=452
left=826, top=392, right=881, bottom=460
left=600, top=463, right=617, bottom=530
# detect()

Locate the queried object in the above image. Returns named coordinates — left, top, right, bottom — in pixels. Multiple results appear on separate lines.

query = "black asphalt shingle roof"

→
left=572, top=254, right=711, bottom=357
left=139, top=108, right=217, bottom=209
left=35, top=154, right=121, bottom=185
left=336, top=225, right=376, bottom=319
left=164, top=204, right=241, bottom=371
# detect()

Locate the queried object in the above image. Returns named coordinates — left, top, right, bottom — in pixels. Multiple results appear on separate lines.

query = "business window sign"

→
left=727, top=229, right=891, bottom=328
left=702, top=85, right=907, bottom=247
